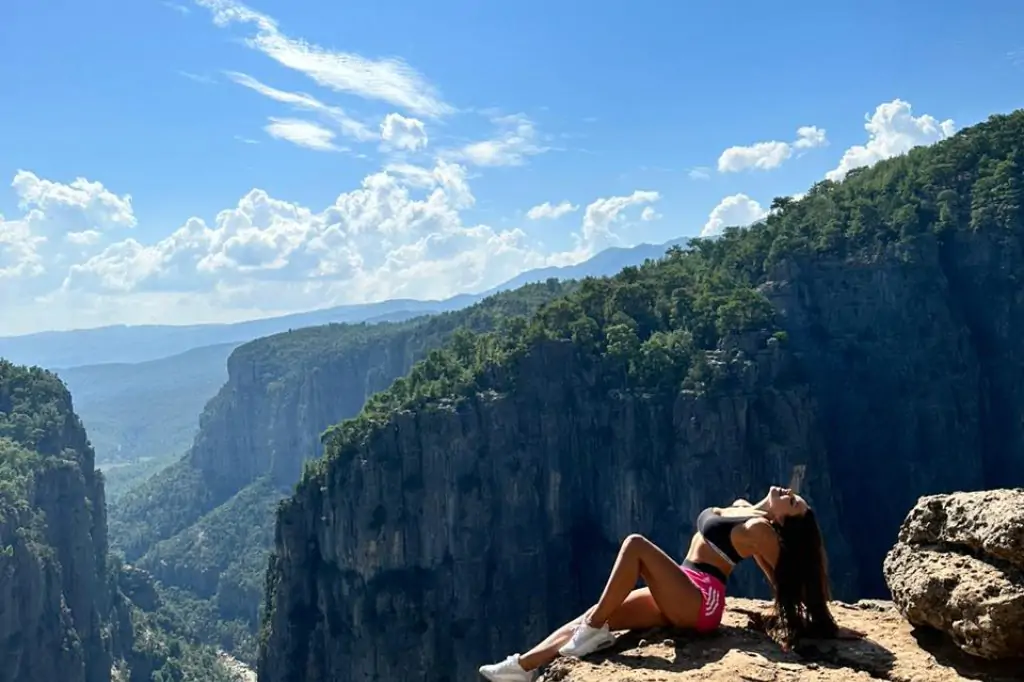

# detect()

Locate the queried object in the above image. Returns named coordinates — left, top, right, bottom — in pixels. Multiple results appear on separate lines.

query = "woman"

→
left=479, top=485, right=857, bottom=682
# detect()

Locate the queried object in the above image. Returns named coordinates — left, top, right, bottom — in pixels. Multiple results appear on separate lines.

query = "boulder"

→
left=883, top=489, right=1024, bottom=660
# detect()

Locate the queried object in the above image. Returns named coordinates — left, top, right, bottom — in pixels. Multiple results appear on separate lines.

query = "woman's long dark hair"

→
left=768, top=507, right=838, bottom=646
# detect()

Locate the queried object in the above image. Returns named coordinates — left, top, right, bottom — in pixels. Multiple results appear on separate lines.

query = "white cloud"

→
left=640, top=206, right=660, bottom=221
left=825, top=99, right=956, bottom=181
left=688, top=167, right=711, bottom=180
left=718, top=141, right=792, bottom=173
left=793, top=125, right=827, bottom=149
left=0, top=166, right=659, bottom=335
left=226, top=71, right=375, bottom=142
left=701, top=193, right=767, bottom=238
left=444, top=113, right=548, bottom=167
left=178, top=71, right=216, bottom=85
left=578, top=190, right=659, bottom=251
left=0, top=172, right=137, bottom=303
left=380, top=113, right=428, bottom=152
left=0, top=216, right=45, bottom=281
left=163, top=2, right=191, bottom=14
left=526, top=201, right=578, bottom=220
left=195, top=0, right=452, bottom=118
left=717, top=125, right=829, bottom=173
left=264, top=118, right=343, bottom=152
left=13, top=170, right=136, bottom=233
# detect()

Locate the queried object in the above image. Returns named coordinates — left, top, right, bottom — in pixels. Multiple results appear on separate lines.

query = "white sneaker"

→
left=557, top=621, right=616, bottom=658
left=478, top=654, right=535, bottom=681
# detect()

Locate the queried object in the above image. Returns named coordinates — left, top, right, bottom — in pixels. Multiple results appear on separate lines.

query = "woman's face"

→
left=767, top=485, right=808, bottom=521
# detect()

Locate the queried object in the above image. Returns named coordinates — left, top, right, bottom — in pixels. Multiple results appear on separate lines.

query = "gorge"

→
left=256, top=110, right=1024, bottom=681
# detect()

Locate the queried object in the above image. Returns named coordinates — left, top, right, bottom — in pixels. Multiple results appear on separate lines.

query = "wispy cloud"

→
left=443, top=113, right=549, bottom=167
left=194, top=0, right=453, bottom=118
left=234, top=135, right=260, bottom=145
left=687, top=166, right=711, bottom=180
left=264, top=118, right=343, bottom=152
left=526, top=201, right=578, bottom=220
left=178, top=71, right=216, bottom=85
left=163, top=1, right=191, bottom=14
left=225, top=71, right=375, bottom=142
left=1009, top=49, right=1024, bottom=67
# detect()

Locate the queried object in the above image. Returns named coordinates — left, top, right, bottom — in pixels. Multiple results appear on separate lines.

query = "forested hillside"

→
left=58, top=343, right=238, bottom=466
left=0, top=361, right=245, bottom=682
left=258, top=109, right=1024, bottom=682
left=106, top=279, right=576, bottom=663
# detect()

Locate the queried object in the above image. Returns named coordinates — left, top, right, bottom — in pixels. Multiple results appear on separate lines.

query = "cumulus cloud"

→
left=793, top=125, right=827, bottom=149
left=825, top=99, right=956, bottom=181
left=640, top=206, right=660, bottom=221
left=0, top=172, right=137, bottom=304
left=444, top=113, right=548, bottom=167
left=380, top=113, right=428, bottom=152
left=718, top=125, right=828, bottom=173
left=0, top=166, right=660, bottom=335
left=575, top=190, right=660, bottom=254
left=264, top=118, right=342, bottom=152
left=701, top=193, right=767, bottom=238
left=194, top=0, right=452, bottom=118
left=12, top=170, right=136, bottom=235
left=526, top=201, right=578, bottom=220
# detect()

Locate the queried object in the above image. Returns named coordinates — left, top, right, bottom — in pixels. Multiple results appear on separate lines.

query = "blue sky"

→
left=1, top=0, right=1022, bottom=335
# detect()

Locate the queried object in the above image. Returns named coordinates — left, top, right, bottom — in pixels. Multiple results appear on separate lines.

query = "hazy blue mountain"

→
left=0, top=298, right=462, bottom=369
left=480, top=238, right=686, bottom=295
left=56, top=342, right=240, bottom=464
left=0, top=238, right=683, bottom=370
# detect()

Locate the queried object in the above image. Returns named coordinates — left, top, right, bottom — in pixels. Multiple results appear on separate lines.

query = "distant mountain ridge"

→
left=0, top=238, right=685, bottom=369
left=16, top=238, right=684, bottom=465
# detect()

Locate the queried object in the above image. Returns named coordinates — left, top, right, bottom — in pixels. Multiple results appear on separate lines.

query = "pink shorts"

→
left=680, top=565, right=726, bottom=631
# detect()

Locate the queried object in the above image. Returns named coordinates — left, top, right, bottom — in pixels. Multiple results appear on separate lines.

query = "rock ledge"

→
left=541, top=599, right=1023, bottom=682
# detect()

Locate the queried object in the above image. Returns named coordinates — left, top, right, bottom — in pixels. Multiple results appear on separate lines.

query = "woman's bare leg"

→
left=588, top=534, right=703, bottom=627
left=518, top=588, right=669, bottom=672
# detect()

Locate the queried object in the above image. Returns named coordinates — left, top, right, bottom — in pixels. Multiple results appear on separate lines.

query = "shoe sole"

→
left=558, top=636, right=616, bottom=659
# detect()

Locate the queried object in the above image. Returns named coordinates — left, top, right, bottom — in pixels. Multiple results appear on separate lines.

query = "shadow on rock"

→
left=911, top=626, right=1024, bottom=681
left=548, top=615, right=897, bottom=681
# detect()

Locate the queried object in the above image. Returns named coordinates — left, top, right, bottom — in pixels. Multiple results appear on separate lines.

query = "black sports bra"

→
left=696, top=507, right=750, bottom=566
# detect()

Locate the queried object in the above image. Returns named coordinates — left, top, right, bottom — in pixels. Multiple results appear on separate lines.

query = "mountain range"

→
left=0, top=238, right=685, bottom=370
left=1, top=237, right=684, bottom=465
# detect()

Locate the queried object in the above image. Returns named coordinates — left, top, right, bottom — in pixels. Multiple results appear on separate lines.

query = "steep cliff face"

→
left=259, top=110, right=1024, bottom=682
left=762, top=233, right=1022, bottom=594
left=0, top=361, right=112, bottom=682
left=191, top=331, right=417, bottom=497
left=259, top=339, right=859, bottom=682
left=111, top=280, right=577, bottom=567
left=106, top=282, right=576, bottom=663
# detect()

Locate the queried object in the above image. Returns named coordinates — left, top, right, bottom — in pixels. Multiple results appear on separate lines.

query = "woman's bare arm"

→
left=753, top=554, right=776, bottom=591
left=733, top=520, right=779, bottom=591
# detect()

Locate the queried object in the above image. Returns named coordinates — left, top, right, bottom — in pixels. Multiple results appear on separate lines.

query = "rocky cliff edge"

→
left=542, top=599, right=1023, bottom=682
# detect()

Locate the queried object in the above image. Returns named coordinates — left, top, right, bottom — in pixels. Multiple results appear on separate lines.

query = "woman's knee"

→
left=621, top=533, right=650, bottom=553
left=618, top=532, right=643, bottom=548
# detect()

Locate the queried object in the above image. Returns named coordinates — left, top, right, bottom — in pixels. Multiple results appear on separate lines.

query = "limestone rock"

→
left=542, top=599, right=1023, bottom=682
left=883, top=489, right=1024, bottom=660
